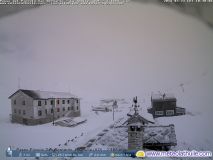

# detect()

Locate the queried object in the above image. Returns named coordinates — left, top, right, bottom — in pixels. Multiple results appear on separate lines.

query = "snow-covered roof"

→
left=91, top=124, right=177, bottom=150
left=128, top=108, right=155, bottom=124
left=128, top=122, right=143, bottom=126
left=151, top=93, right=176, bottom=101
left=143, top=124, right=177, bottom=146
left=9, top=89, right=78, bottom=99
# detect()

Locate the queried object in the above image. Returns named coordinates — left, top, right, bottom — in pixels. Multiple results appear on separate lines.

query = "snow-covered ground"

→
left=1, top=97, right=213, bottom=160
left=1, top=76, right=213, bottom=160
left=0, top=100, right=130, bottom=160
left=0, top=2, right=213, bottom=160
left=87, top=109, right=213, bottom=160
left=155, top=113, right=213, bottom=153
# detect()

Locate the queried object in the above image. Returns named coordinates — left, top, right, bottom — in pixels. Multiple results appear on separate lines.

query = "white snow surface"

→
left=0, top=100, right=130, bottom=159
left=0, top=2, right=213, bottom=160
left=1, top=98, right=213, bottom=160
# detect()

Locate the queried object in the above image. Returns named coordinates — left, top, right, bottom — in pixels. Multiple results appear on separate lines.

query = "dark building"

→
left=148, top=93, right=185, bottom=118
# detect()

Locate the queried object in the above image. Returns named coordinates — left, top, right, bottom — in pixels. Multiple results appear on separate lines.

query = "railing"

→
left=176, top=107, right=185, bottom=114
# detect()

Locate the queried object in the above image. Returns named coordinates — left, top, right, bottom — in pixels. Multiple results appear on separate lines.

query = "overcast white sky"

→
left=0, top=2, right=213, bottom=116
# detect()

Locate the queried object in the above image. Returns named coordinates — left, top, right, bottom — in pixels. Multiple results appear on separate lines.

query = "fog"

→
left=0, top=2, right=213, bottom=117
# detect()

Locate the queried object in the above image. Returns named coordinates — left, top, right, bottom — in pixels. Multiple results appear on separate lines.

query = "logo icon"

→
left=136, top=150, right=145, bottom=158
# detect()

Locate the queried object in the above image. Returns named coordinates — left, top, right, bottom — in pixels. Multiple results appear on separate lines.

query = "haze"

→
left=0, top=2, right=213, bottom=117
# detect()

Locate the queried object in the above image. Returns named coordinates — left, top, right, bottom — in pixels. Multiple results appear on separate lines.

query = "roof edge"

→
left=8, top=89, right=22, bottom=99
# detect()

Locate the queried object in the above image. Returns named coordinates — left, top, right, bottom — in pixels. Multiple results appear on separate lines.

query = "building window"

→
left=19, top=110, right=21, bottom=114
left=155, top=111, right=164, bottom=116
left=136, top=126, right=142, bottom=131
left=23, top=110, right=26, bottom=115
left=45, top=109, right=48, bottom=115
left=45, top=100, right=47, bottom=105
left=51, top=108, right=53, bottom=113
left=62, top=100, right=65, bottom=104
left=68, top=107, right=70, bottom=111
left=22, top=100, right=25, bottom=105
left=38, top=101, right=41, bottom=106
left=38, top=110, right=42, bottom=116
left=14, top=109, right=17, bottom=114
left=130, top=126, right=135, bottom=131
left=71, top=106, right=74, bottom=110
left=76, top=99, right=79, bottom=104
left=63, top=107, right=65, bottom=111
left=57, top=108, right=60, bottom=112
left=14, top=100, right=16, bottom=105
left=57, top=100, right=60, bottom=105
left=51, top=100, right=54, bottom=105
left=77, top=106, right=79, bottom=110
left=67, top=100, right=70, bottom=104
left=166, top=110, right=174, bottom=116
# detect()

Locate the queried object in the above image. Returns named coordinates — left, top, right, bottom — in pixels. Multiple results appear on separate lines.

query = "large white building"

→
left=9, top=89, right=80, bottom=125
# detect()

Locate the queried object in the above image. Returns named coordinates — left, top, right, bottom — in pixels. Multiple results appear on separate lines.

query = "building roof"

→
left=9, top=89, right=78, bottom=99
left=127, top=108, right=155, bottom=124
left=143, top=124, right=177, bottom=146
left=128, top=122, right=143, bottom=127
left=124, top=112, right=154, bottom=126
left=151, top=93, right=176, bottom=101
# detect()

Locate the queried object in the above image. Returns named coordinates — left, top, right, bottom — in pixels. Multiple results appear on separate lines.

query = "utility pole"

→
left=112, top=100, right=117, bottom=121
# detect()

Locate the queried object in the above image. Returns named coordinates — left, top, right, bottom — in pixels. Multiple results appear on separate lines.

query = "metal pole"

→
left=52, top=98, right=55, bottom=125
left=113, top=104, right=114, bottom=121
